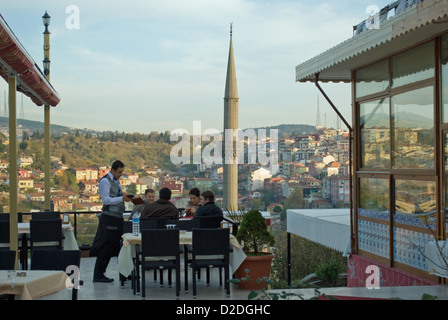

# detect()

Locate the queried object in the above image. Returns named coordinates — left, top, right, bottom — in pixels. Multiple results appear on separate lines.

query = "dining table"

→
left=117, top=231, right=247, bottom=279
left=0, top=270, right=69, bottom=300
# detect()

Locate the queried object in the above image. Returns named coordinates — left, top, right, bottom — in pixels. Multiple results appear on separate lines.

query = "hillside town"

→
left=0, top=126, right=350, bottom=215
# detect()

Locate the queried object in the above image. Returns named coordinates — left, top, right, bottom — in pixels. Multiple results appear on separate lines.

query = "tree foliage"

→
left=236, top=209, right=275, bottom=255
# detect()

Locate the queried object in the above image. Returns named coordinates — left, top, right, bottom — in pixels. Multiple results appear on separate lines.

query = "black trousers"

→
left=90, top=214, right=124, bottom=279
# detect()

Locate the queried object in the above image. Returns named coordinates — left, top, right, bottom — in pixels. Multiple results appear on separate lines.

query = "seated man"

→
left=132, top=188, right=156, bottom=215
left=193, top=190, right=223, bottom=218
left=140, top=187, right=179, bottom=220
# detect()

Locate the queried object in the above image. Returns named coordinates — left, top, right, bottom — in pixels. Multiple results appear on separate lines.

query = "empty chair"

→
left=197, top=216, right=223, bottom=228
left=29, top=218, right=63, bottom=251
left=191, top=228, right=231, bottom=298
left=166, top=219, right=200, bottom=292
left=31, top=249, right=83, bottom=300
left=0, top=250, right=16, bottom=300
left=123, top=220, right=132, bottom=234
left=31, top=212, right=61, bottom=220
left=0, top=215, right=27, bottom=269
left=0, top=250, right=16, bottom=270
left=0, top=219, right=10, bottom=250
left=140, top=229, right=181, bottom=299
left=139, top=219, right=158, bottom=230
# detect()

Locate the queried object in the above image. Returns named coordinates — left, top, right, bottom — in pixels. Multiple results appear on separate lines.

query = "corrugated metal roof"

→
left=295, top=0, right=448, bottom=83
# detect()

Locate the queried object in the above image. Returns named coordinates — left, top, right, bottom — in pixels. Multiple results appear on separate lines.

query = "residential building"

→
left=160, top=179, right=183, bottom=195
left=72, top=167, right=98, bottom=182
left=187, top=178, right=215, bottom=191
left=251, top=167, right=272, bottom=191
left=78, top=180, right=99, bottom=194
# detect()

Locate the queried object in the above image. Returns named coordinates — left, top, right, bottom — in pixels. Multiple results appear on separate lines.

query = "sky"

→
left=0, top=0, right=393, bottom=134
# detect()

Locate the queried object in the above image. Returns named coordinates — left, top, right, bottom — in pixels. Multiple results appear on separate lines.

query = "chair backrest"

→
left=0, top=250, right=16, bottom=270
left=31, top=249, right=81, bottom=271
left=123, top=221, right=132, bottom=234
left=140, top=219, right=158, bottom=230
left=192, top=228, right=230, bottom=257
left=30, top=218, right=63, bottom=250
left=31, top=212, right=61, bottom=220
left=141, top=229, right=179, bottom=257
left=0, top=220, right=10, bottom=247
left=140, top=217, right=168, bottom=229
left=0, top=213, right=9, bottom=221
left=170, top=219, right=200, bottom=231
left=197, top=216, right=223, bottom=228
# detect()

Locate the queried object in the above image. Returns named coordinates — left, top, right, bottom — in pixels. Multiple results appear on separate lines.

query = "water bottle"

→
left=132, top=212, right=140, bottom=236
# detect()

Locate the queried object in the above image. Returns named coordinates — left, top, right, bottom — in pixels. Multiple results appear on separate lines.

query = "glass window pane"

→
left=359, top=177, right=389, bottom=221
left=444, top=133, right=448, bottom=232
left=391, top=86, right=434, bottom=169
left=356, top=59, right=389, bottom=98
left=442, top=34, right=448, bottom=123
left=391, top=41, right=434, bottom=88
left=360, top=98, right=390, bottom=169
left=394, top=179, right=436, bottom=229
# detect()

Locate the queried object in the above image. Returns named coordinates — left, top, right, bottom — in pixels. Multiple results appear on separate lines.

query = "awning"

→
left=287, top=208, right=351, bottom=255
left=295, top=0, right=448, bottom=83
left=0, top=13, right=60, bottom=106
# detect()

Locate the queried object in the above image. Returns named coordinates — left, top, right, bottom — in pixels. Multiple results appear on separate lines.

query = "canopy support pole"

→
left=8, top=75, right=18, bottom=269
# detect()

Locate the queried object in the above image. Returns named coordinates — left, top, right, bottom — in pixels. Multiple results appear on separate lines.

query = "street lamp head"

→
left=42, top=11, right=51, bottom=27
left=43, top=57, right=50, bottom=76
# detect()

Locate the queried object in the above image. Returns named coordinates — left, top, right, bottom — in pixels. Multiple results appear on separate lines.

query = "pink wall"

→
left=347, top=254, right=437, bottom=287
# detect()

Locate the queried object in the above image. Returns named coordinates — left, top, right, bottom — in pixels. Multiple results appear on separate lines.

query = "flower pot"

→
left=235, top=253, right=275, bottom=290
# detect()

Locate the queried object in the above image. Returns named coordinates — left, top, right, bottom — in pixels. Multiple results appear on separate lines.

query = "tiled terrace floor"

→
left=36, top=257, right=448, bottom=300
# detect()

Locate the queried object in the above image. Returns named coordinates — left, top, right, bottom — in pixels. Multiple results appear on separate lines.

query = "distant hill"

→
left=0, top=117, right=317, bottom=138
left=0, top=117, right=74, bottom=136
left=360, top=111, right=433, bottom=129
left=254, top=124, right=317, bottom=137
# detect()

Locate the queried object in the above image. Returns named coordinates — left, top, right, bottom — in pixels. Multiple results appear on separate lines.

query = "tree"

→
left=282, top=187, right=304, bottom=219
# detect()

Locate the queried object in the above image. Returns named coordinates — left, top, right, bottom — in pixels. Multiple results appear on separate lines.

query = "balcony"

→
left=14, top=211, right=447, bottom=301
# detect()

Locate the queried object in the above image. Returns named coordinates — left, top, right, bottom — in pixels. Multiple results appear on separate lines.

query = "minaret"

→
left=223, top=23, right=239, bottom=212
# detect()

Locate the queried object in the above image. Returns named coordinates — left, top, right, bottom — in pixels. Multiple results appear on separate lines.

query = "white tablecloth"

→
left=0, top=270, right=68, bottom=300
left=117, top=231, right=246, bottom=278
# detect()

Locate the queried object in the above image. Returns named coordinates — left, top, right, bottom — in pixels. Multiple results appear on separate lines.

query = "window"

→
left=356, top=59, right=389, bottom=98
left=394, top=178, right=436, bottom=228
left=391, top=41, right=434, bottom=88
left=442, top=34, right=448, bottom=123
left=360, top=98, right=390, bottom=169
left=358, top=177, right=389, bottom=221
left=391, top=86, right=434, bottom=169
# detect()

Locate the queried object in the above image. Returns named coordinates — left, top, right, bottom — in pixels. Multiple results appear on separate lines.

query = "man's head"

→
left=200, top=190, right=215, bottom=204
left=159, top=187, right=172, bottom=200
left=144, top=189, right=155, bottom=203
left=111, top=160, right=125, bottom=180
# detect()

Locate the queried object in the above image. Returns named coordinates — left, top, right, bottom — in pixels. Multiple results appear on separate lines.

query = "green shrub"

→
left=236, top=209, right=275, bottom=255
left=315, top=259, right=344, bottom=287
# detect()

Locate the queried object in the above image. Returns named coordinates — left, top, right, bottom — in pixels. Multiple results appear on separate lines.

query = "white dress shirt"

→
left=99, top=171, right=123, bottom=206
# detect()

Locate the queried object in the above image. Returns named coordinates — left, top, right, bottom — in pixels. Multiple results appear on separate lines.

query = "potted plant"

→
left=234, top=209, right=275, bottom=290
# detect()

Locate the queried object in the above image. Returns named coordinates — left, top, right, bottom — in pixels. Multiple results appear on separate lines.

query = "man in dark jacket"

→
left=140, top=187, right=179, bottom=220
left=194, top=190, right=223, bottom=218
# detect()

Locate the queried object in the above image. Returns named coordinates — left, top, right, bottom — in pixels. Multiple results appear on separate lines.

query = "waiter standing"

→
left=90, top=160, right=132, bottom=282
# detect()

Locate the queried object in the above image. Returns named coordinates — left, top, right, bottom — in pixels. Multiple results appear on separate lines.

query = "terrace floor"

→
left=35, top=257, right=448, bottom=301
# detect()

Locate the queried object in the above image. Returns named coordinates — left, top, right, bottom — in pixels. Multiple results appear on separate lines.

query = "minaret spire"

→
left=223, top=23, right=239, bottom=212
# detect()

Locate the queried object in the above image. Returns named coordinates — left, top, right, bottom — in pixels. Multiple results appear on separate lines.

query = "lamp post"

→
left=42, top=11, right=51, bottom=211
